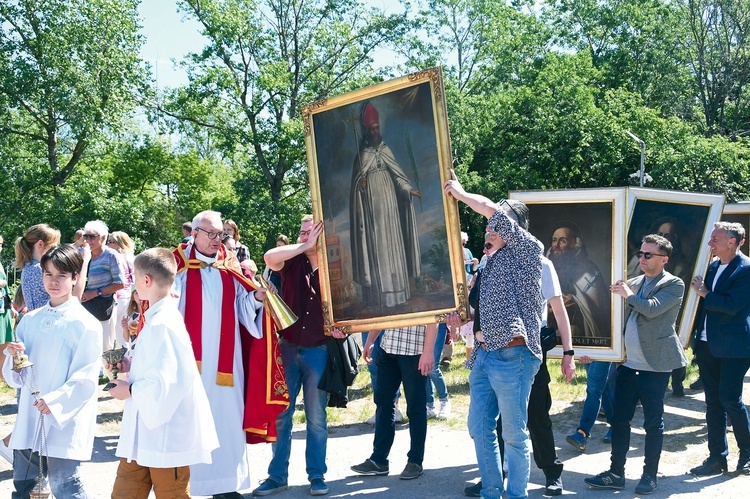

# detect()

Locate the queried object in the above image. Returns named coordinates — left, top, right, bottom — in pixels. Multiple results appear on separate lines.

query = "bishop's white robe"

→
left=173, top=246, right=263, bottom=495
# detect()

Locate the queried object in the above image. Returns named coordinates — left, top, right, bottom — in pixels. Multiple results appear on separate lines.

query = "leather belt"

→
left=477, top=336, right=526, bottom=350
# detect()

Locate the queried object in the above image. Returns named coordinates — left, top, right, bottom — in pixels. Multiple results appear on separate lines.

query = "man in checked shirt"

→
left=444, top=170, right=544, bottom=499
left=350, top=325, right=437, bottom=480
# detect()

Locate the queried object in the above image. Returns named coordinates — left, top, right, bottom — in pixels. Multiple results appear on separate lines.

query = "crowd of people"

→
left=0, top=174, right=748, bottom=498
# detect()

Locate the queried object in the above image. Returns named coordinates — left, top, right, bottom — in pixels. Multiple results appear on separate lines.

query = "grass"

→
left=0, top=339, right=703, bottom=432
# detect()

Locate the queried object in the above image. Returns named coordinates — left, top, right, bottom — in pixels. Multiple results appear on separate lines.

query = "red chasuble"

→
left=173, top=243, right=289, bottom=443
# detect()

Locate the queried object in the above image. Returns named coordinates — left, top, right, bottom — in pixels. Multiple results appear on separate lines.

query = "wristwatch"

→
left=562, top=350, right=575, bottom=356
left=97, top=288, right=103, bottom=297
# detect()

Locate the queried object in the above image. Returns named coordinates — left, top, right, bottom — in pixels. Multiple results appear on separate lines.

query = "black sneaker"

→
left=689, top=378, right=703, bottom=390
left=635, top=474, right=657, bottom=495
left=545, top=477, right=563, bottom=496
left=690, top=457, right=727, bottom=476
left=400, top=462, right=423, bottom=480
left=737, top=459, right=750, bottom=475
left=351, top=459, right=389, bottom=476
left=464, top=481, right=481, bottom=497
left=584, top=470, right=625, bottom=490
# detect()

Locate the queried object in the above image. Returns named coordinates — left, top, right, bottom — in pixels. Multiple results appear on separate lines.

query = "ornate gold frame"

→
left=302, top=67, right=467, bottom=333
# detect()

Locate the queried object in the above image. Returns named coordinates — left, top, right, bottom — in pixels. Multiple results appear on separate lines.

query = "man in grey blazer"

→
left=584, top=234, right=687, bottom=495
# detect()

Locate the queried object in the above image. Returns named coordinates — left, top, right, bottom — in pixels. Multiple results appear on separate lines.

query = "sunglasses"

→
left=636, top=251, right=667, bottom=260
left=82, top=234, right=99, bottom=239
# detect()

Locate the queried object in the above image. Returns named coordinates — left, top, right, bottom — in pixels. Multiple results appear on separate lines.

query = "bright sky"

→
left=138, top=0, right=407, bottom=89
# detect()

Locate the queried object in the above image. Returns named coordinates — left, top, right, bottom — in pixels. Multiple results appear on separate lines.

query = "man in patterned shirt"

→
left=350, top=324, right=437, bottom=480
left=444, top=170, right=544, bottom=499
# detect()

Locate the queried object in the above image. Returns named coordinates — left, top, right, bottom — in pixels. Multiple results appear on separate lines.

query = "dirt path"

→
left=0, top=378, right=749, bottom=497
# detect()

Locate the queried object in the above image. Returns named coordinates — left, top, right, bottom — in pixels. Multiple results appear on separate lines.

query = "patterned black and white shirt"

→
left=472, top=208, right=544, bottom=365
left=380, top=325, right=426, bottom=357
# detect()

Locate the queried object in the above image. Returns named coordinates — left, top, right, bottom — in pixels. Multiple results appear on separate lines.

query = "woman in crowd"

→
left=14, top=224, right=62, bottom=311
left=107, top=231, right=135, bottom=347
left=223, top=219, right=249, bottom=262
left=80, top=220, right=125, bottom=352
left=263, top=234, right=288, bottom=291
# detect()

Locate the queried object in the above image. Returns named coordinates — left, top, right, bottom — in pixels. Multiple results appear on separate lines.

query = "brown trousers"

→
left=111, top=458, right=190, bottom=499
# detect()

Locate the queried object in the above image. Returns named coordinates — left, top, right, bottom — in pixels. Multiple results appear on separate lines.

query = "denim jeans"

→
left=578, top=361, right=616, bottom=436
left=695, top=340, right=750, bottom=461
left=268, top=340, right=329, bottom=483
left=13, top=450, right=89, bottom=499
left=498, top=361, right=563, bottom=481
left=468, top=346, right=541, bottom=499
left=371, top=347, right=428, bottom=466
left=609, top=366, right=671, bottom=477
left=426, top=323, right=449, bottom=405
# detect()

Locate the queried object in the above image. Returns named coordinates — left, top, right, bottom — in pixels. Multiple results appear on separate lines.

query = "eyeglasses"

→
left=501, top=199, right=523, bottom=226
left=484, top=242, right=493, bottom=250
left=636, top=251, right=667, bottom=260
left=195, top=227, right=226, bottom=240
left=82, top=234, right=99, bottom=239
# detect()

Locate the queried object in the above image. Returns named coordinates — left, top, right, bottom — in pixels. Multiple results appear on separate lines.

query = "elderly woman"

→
left=107, top=231, right=135, bottom=347
left=80, top=220, right=125, bottom=352
left=223, top=219, right=249, bottom=262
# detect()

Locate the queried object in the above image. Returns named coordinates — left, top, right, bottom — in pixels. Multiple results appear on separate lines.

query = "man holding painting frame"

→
left=444, top=170, right=544, bottom=499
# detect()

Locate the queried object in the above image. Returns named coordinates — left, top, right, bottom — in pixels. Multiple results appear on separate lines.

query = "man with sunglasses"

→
left=585, top=234, right=686, bottom=494
left=444, top=170, right=544, bottom=499
left=688, top=221, right=750, bottom=477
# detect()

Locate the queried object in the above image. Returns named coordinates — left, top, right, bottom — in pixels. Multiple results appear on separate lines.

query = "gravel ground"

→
left=0, top=376, right=748, bottom=498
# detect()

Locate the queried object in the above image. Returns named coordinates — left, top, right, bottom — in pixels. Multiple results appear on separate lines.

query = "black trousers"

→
left=497, top=360, right=563, bottom=480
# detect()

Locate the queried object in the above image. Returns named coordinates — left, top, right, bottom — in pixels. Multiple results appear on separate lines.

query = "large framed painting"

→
left=301, top=67, right=468, bottom=333
left=627, top=188, right=725, bottom=346
left=722, top=203, right=750, bottom=256
left=510, top=188, right=627, bottom=361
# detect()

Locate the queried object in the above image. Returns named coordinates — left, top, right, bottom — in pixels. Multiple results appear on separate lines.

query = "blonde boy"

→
left=109, top=248, right=218, bottom=498
left=2, top=244, right=101, bottom=497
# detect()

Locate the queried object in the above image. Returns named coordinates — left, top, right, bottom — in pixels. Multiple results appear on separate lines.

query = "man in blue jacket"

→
left=689, top=221, right=750, bottom=476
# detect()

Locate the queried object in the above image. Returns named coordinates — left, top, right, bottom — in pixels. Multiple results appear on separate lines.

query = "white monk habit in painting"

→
left=349, top=101, right=422, bottom=309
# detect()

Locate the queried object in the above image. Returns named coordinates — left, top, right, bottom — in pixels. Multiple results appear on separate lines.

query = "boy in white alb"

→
left=109, top=247, right=219, bottom=498
left=2, top=244, right=102, bottom=498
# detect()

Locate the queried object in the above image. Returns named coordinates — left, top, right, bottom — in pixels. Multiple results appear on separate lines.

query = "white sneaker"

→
left=426, top=405, right=438, bottom=419
left=438, top=400, right=452, bottom=419
left=0, top=438, right=12, bottom=464
left=395, top=405, right=405, bottom=423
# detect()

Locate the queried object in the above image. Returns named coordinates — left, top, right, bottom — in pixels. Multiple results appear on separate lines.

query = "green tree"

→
left=0, top=0, right=147, bottom=195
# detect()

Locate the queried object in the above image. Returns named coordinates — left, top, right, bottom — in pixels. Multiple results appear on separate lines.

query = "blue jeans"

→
left=468, top=346, right=541, bottom=499
left=426, top=323, right=449, bottom=405
left=609, top=366, right=671, bottom=477
left=268, top=340, right=329, bottom=483
left=13, top=450, right=89, bottom=498
left=371, top=347, right=428, bottom=466
left=695, top=340, right=750, bottom=461
left=578, top=361, right=616, bottom=436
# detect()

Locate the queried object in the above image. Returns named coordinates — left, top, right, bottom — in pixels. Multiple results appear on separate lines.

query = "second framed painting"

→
left=510, top=188, right=627, bottom=361
left=628, top=188, right=725, bottom=346
left=302, top=67, right=468, bottom=333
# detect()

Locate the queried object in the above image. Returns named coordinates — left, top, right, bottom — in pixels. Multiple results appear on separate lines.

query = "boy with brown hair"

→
left=109, top=248, right=218, bottom=498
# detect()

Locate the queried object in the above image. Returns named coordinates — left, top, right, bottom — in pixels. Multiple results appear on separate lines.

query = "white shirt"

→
left=2, top=299, right=102, bottom=460
left=116, top=297, right=219, bottom=468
